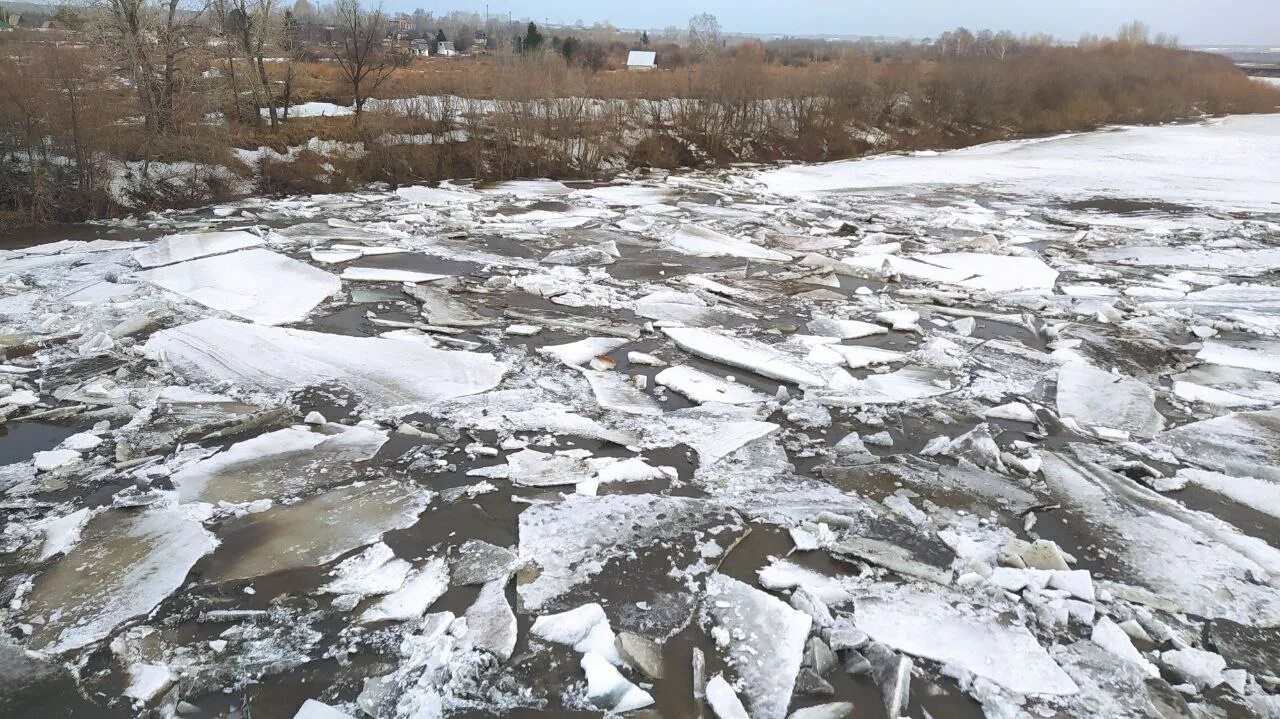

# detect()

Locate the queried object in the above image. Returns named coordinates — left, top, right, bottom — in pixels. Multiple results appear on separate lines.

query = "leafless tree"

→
left=687, top=13, right=720, bottom=60
left=329, top=0, right=404, bottom=125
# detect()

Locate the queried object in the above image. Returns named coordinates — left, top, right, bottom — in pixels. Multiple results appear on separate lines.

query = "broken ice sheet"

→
left=701, top=573, right=811, bottom=719
left=1056, top=361, right=1162, bottom=439
left=360, top=557, right=450, bottom=624
left=856, top=584, right=1078, bottom=696
left=201, top=480, right=431, bottom=583
left=135, top=248, right=341, bottom=325
left=663, top=327, right=829, bottom=386
left=1040, top=450, right=1280, bottom=624
left=655, top=365, right=770, bottom=405
left=169, top=424, right=387, bottom=503
left=813, top=367, right=954, bottom=406
left=23, top=505, right=217, bottom=653
left=579, top=368, right=662, bottom=416
left=1195, top=338, right=1280, bottom=374
left=144, top=318, right=505, bottom=410
left=842, top=252, right=1059, bottom=293
left=131, top=229, right=263, bottom=268
left=1157, top=409, right=1280, bottom=482
left=517, top=494, right=746, bottom=635
left=663, top=224, right=790, bottom=261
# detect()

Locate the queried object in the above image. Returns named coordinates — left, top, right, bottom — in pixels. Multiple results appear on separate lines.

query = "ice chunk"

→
left=450, top=540, right=518, bottom=586
left=1040, top=451, right=1280, bottom=624
left=580, top=369, right=662, bottom=416
left=580, top=651, right=654, bottom=712
left=37, top=507, right=92, bottom=560
left=1177, top=468, right=1280, bottom=520
left=464, top=578, right=517, bottom=659
left=806, top=316, right=887, bottom=339
left=360, top=557, right=450, bottom=623
left=705, top=674, right=750, bottom=719
left=1159, top=409, right=1280, bottom=482
left=292, top=699, right=355, bottom=719
left=843, top=252, right=1059, bottom=293
left=634, top=290, right=742, bottom=327
left=575, top=185, right=675, bottom=206
left=702, top=573, right=812, bottom=719
left=1056, top=361, right=1162, bottom=439
left=664, top=327, right=827, bottom=386
left=814, top=367, right=953, bottom=406
left=403, top=283, right=491, bottom=327
left=170, top=424, right=387, bottom=503
left=321, top=542, right=411, bottom=599
left=32, top=449, right=81, bottom=472
left=1196, top=339, right=1280, bottom=374
left=538, top=337, right=629, bottom=367
left=24, top=507, right=217, bottom=653
left=124, top=663, right=175, bottom=704
left=136, top=248, right=340, bottom=325
left=339, top=267, right=450, bottom=283
left=655, top=365, right=769, bottom=405
left=855, top=586, right=1078, bottom=695
left=1091, top=617, right=1158, bottom=677
left=132, top=230, right=262, bottom=268
left=395, top=185, right=481, bottom=206
left=144, top=319, right=505, bottom=410
left=202, top=481, right=431, bottom=583
left=1159, top=648, right=1226, bottom=690
left=530, top=603, right=621, bottom=664
left=664, top=225, right=790, bottom=261
left=518, top=495, right=745, bottom=616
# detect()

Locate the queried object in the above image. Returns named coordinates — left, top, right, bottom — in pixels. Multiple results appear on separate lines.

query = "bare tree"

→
left=329, top=0, right=404, bottom=126
left=687, top=13, right=720, bottom=60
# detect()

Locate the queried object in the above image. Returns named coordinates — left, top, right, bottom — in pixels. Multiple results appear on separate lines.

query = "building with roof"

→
left=626, top=50, right=656, bottom=70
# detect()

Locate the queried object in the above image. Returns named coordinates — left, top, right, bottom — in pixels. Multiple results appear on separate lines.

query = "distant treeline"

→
left=1, top=6, right=1277, bottom=227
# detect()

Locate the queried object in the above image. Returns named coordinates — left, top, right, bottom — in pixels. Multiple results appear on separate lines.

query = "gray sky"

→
left=398, top=0, right=1280, bottom=46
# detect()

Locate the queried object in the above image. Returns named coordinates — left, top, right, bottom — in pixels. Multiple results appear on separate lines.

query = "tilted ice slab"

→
left=1158, top=409, right=1280, bottom=483
left=1145, top=284, right=1280, bottom=334
left=855, top=585, right=1078, bottom=696
left=1056, top=361, right=1163, bottom=439
left=132, top=230, right=263, bottom=268
left=664, top=327, right=828, bottom=386
left=395, top=185, right=482, bottom=206
left=1040, top=451, right=1280, bottom=624
left=517, top=494, right=746, bottom=616
left=135, top=248, right=340, bottom=325
left=655, top=365, right=771, bottom=405
left=1196, top=339, right=1280, bottom=375
left=144, top=319, right=505, bottom=409
left=574, top=185, right=676, bottom=206
left=170, top=424, right=388, bottom=503
left=24, top=506, right=217, bottom=653
left=842, top=252, right=1059, bottom=293
left=813, top=367, right=954, bottom=406
left=701, top=573, right=812, bottom=719
left=1090, top=245, right=1280, bottom=272
left=663, top=225, right=791, bottom=262
left=202, top=480, right=432, bottom=583
left=757, top=114, right=1280, bottom=213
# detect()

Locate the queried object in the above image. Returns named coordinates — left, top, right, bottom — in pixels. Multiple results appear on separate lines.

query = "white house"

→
left=626, top=50, right=656, bottom=71
left=437, top=40, right=457, bottom=57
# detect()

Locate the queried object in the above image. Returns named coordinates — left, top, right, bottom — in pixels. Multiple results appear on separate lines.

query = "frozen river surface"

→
left=2, top=115, right=1280, bottom=719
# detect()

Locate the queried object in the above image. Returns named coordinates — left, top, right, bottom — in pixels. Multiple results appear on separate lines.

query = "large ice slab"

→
left=1056, top=361, right=1162, bottom=439
left=758, top=115, right=1280, bottom=213
left=701, top=573, right=811, bottom=719
left=202, top=481, right=431, bottom=583
left=144, top=319, right=505, bottom=409
left=664, top=327, right=828, bottom=386
left=136, top=248, right=340, bottom=325
left=170, top=425, right=387, bottom=503
left=1158, top=409, right=1280, bottom=483
left=842, top=252, right=1058, bottom=293
left=132, top=230, right=263, bottom=268
left=24, top=506, right=217, bottom=653
left=663, top=225, right=790, bottom=261
left=1040, top=451, right=1280, bottom=624
left=855, top=585, right=1078, bottom=696
left=517, top=495, right=746, bottom=621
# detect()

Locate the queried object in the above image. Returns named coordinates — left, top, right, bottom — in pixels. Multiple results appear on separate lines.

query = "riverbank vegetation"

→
left=1, top=5, right=1277, bottom=227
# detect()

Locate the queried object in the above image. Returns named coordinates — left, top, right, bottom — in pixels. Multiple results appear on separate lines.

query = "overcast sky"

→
left=399, top=0, right=1280, bottom=46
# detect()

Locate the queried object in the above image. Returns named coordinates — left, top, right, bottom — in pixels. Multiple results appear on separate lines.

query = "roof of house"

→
left=626, top=50, right=656, bottom=67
